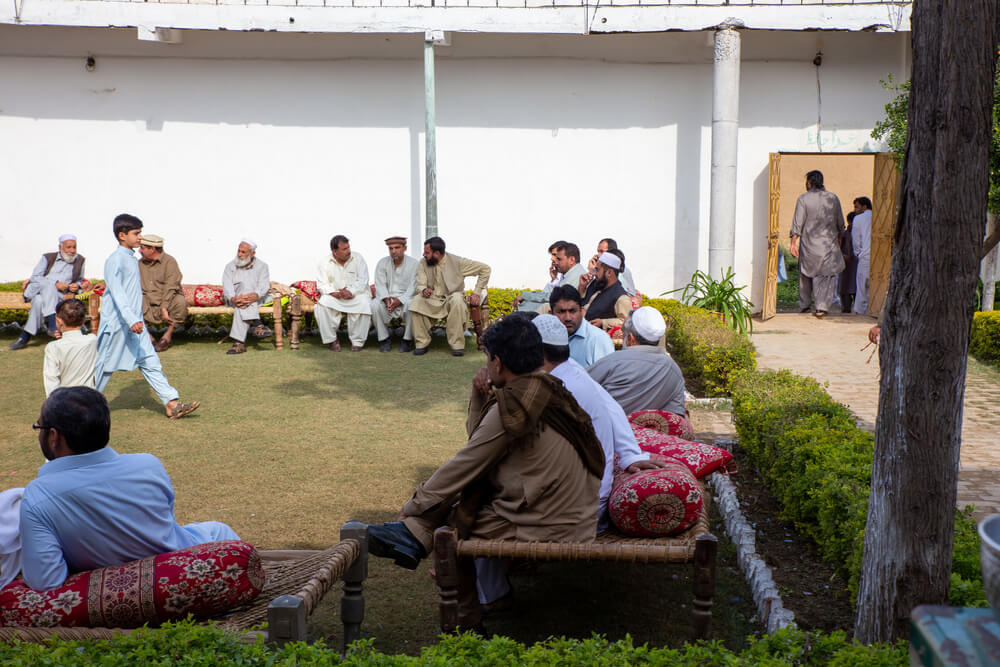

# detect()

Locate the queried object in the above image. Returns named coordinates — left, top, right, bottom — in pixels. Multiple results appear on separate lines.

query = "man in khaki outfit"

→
left=138, top=234, right=188, bottom=352
left=361, top=314, right=604, bottom=630
left=409, top=236, right=491, bottom=357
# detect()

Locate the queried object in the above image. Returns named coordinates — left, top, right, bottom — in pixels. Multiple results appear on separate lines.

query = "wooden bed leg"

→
left=267, top=594, right=306, bottom=646
left=340, top=521, right=368, bottom=654
left=434, top=526, right=460, bottom=634
left=290, top=294, right=301, bottom=350
left=273, top=297, right=284, bottom=350
left=691, top=533, right=718, bottom=641
left=88, top=293, right=100, bottom=333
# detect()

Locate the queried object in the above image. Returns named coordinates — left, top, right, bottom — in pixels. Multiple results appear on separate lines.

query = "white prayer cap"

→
left=239, top=238, right=258, bottom=251
left=597, top=252, right=621, bottom=270
left=58, top=234, right=77, bottom=244
left=631, top=306, right=666, bottom=342
left=533, top=314, right=569, bottom=346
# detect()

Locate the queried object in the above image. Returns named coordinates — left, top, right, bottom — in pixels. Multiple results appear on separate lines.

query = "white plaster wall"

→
left=0, top=27, right=907, bottom=309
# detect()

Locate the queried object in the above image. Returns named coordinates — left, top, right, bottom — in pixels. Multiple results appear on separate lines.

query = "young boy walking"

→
left=42, top=298, right=98, bottom=396
left=94, top=214, right=199, bottom=419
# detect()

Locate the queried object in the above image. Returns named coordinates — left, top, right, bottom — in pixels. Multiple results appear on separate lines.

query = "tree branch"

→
left=982, top=226, right=1000, bottom=259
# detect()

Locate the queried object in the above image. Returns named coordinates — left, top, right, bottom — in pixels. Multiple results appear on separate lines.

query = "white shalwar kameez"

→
left=315, top=254, right=372, bottom=347
left=371, top=254, right=418, bottom=341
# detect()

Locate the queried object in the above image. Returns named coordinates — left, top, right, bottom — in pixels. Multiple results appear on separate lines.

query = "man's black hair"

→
left=113, top=213, right=143, bottom=240
left=854, top=196, right=873, bottom=210
left=330, top=235, right=349, bottom=251
left=549, top=284, right=583, bottom=310
left=425, top=236, right=446, bottom=254
left=806, top=170, right=825, bottom=190
left=599, top=238, right=618, bottom=251
left=42, top=387, right=111, bottom=455
left=562, top=242, right=581, bottom=263
left=847, top=211, right=857, bottom=223
left=482, top=315, right=543, bottom=375
left=541, top=343, right=570, bottom=364
left=55, top=299, right=86, bottom=328
left=547, top=240, right=568, bottom=253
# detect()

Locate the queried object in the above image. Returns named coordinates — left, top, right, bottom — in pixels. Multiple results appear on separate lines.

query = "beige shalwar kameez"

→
left=409, top=253, right=491, bottom=351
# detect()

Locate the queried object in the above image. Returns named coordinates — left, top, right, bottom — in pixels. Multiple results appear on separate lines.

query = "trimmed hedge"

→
left=0, top=620, right=906, bottom=665
left=644, top=297, right=757, bottom=397
left=731, top=368, right=987, bottom=606
left=970, top=311, right=1000, bottom=364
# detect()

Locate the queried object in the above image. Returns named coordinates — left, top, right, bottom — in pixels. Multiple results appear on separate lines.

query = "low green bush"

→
left=485, top=287, right=521, bottom=320
left=0, top=621, right=906, bottom=665
left=731, top=368, right=988, bottom=606
left=970, top=311, right=1000, bottom=364
left=644, top=297, right=756, bottom=396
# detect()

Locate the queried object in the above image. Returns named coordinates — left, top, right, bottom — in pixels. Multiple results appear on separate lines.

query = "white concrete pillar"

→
left=982, top=212, right=998, bottom=311
left=708, top=25, right=741, bottom=279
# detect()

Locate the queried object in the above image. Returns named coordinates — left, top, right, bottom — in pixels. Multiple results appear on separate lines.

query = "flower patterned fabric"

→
left=181, top=284, right=225, bottom=307
left=630, top=426, right=732, bottom=478
left=608, top=461, right=702, bottom=537
left=0, top=540, right=264, bottom=628
left=628, top=409, right=696, bottom=440
left=291, top=281, right=320, bottom=303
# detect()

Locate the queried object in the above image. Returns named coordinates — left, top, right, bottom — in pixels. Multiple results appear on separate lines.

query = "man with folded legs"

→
left=359, top=315, right=604, bottom=630
left=316, top=235, right=372, bottom=352
left=371, top=236, right=418, bottom=352
left=10, top=235, right=86, bottom=351
left=138, top=234, right=188, bottom=352
left=222, top=239, right=272, bottom=355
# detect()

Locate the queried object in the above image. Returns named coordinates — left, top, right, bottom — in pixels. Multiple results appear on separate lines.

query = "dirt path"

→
left=750, top=313, right=1000, bottom=520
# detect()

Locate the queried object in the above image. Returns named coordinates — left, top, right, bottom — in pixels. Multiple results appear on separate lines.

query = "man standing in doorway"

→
left=851, top=196, right=873, bottom=315
left=789, top=170, right=846, bottom=318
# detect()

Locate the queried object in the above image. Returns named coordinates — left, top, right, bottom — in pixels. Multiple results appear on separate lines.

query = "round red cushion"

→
left=608, top=462, right=703, bottom=537
left=628, top=409, right=695, bottom=440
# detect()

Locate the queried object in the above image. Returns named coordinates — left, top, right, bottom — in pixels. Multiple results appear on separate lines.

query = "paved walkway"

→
left=749, top=313, right=1000, bottom=520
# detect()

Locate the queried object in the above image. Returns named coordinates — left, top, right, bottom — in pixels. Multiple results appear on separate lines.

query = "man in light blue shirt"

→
left=20, top=387, right=238, bottom=591
left=549, top=285, right=613, bottom=368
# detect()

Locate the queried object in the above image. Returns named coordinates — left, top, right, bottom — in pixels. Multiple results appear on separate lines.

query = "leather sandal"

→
left=226, top=341, right=246, bottom=355
left=166, top=400, right=200, bottom=420
left=251, top=323, right=273, bottom=338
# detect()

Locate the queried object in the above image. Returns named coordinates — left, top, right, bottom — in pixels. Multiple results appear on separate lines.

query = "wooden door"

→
left=869, top=153, right=900, bottom=316
left=761, top=152, right=781, bottom=320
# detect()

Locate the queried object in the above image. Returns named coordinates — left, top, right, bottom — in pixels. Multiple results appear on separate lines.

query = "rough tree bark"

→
left=854, top=0, right=1000, bottom=643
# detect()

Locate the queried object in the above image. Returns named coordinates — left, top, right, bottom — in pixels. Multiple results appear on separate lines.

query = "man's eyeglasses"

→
left=32, top=420, right=49, bottom=431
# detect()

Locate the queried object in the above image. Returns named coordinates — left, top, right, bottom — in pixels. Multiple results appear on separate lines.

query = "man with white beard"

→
left=222, top=239, right=272, bottom=355
left=10, top=235, right=87, bottom=351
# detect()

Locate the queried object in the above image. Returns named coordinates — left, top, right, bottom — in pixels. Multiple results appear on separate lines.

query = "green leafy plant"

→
left=665, top=268, right=755, bottom=335
left=971, top=311, right=1000, bottom=365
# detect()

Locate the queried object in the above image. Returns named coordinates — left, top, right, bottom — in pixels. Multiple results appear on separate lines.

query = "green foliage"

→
left=0, top=621, right=906, bottom=665
left=970, top=311, right=1000, bottom=364
left=485, top=287, right=522, bottom=320
left=643, top=297, right=756, bottom=397
left=665, top=268, right=755, bottom=335
left=776, top=249, right=800, bottom=311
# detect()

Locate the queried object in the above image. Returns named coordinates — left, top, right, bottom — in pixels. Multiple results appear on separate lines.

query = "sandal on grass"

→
left=167, top=401, right=200, bottom=420
left=251, top=324, right=273, bottom=338
left=226, top=341, right=246, bottom=355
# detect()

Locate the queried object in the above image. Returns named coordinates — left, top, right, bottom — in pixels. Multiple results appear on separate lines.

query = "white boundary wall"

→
left=0, top=27, right=908, bottom=308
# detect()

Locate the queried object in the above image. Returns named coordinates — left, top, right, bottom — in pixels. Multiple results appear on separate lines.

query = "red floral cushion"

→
left=608, top=462, right=703, bottom=537
left=0, top=540, right=263, bottom=628
left=92, top=282, right=106, bottom=296
left=291, top=281, right=320, bottom=304
left=630, top=292, right=643, bottom=311
left=628, top=409, right=695, bottom=440
left=630, top=426, right=732, bottom=478
left=180, top=284, right=225, bottom=307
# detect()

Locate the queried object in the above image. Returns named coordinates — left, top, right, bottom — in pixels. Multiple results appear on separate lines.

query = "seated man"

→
left=361, top=315, right=604, bottom=630
left=43, top=299, right=98, bottom=396
left=588, top=238, right=636, bottom=296
left=588, top=306, right=687, bottom=417
left=222, top=239, right=272, bottom=355
left=20, top=387, right=239, bottom=591
left=409, top=236, right=491, bottom=357
left=316, top=235, right=372, bottom=352
left=10, top=235, right=86, bottom=351
left=138, top=234, right=188, bottom=352
left=371, top=235, right=417, bottom=353
left=578, top=250, right=632, bottom=331
left=549, top=285, right=613, bottom=368
left=514, top=241, right=587, bottom=313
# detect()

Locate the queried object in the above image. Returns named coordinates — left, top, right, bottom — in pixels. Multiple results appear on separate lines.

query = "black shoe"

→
left=366, top=521, right=426, bottom=570
left=451, top=349, right=464, bottom=357
left=399, top=339, right=413, bottom=353
left=8, top=336, right=29, bottom=351
left=378, top=339, right=391, bottom=353
left=800, top=307, right=812, bottom=313
left=413, top=346, right=429, bottom=356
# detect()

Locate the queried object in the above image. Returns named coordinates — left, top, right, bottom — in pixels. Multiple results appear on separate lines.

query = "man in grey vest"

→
left=789, top=170, right=846, bottom=318
left=11, top=235, right=87, bottom=351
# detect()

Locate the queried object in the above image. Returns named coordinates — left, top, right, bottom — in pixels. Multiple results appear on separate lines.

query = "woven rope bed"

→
left=432, top=486, right=718, bottom=639
left=0, top=523, right=369, bottom=651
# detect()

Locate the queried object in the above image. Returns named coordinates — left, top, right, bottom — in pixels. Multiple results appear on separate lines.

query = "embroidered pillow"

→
left=0, top=540, right=264, bottom=628
left=630, top=426, right=732, bottom=478
left=291, top=281, right=320, bottom=304
left=608, top=462, right=703, bottom=537
left=181, top=284, right=225, bottom=307
left=628, top=409, right=695, bottom=440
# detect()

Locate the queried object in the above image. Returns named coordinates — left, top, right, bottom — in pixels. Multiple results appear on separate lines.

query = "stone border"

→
left=708, top=465, right=797, bottom=633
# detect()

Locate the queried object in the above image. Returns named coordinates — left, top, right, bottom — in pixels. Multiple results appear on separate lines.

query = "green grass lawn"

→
left=0, top=331, right=757, bottom=654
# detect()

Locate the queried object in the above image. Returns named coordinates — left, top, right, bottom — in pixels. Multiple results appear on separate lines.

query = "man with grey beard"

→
left=222, top=239, right=272, bottom=355
left=10, top=235, right=87, bottom=351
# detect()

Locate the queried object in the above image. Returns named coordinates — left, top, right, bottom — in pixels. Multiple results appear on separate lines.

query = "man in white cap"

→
left=587, top=238, right=637, bottom=296
left=588, top=306, right=687, bottom=417
left=578, top=249, right=632, bottom=332
left=222, top=238, right=272, bottom=355
left=138, top=234, right=187, bottom=352
left=10, top=235, right=87, bottom=351
left=371, top=236, right=418, bottom=353
left=316, top=235, right=372, bottom=352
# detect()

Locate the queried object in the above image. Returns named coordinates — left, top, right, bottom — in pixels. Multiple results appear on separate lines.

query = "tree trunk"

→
left=854, top=0, right=1000, bottom=643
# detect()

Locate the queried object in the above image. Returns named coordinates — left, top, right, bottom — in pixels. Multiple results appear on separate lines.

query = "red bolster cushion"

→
left=630, top=426, right=732, bottom=478
left=608, top=461, right=703, bottom=537
left=0, top=540, right=264, bottom=628
left=291, top=281, right=320, bottom=304
left=628, top=409, right=696, bottom=440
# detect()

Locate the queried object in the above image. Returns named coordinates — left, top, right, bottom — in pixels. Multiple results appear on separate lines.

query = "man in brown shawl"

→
left=362, top=314, right=604, bottom=629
